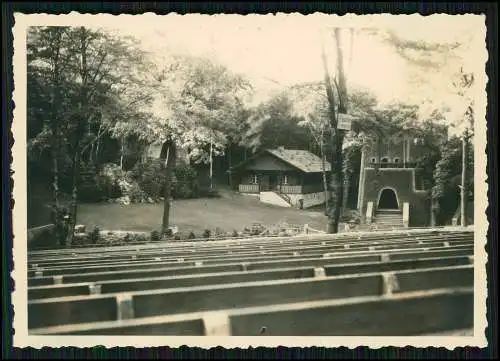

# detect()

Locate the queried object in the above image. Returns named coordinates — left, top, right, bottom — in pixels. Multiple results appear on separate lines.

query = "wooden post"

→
left=430, top=196, right=437, bottom=227
left=357, top=146, right=366, bottom=213
left=403, top=139, right=406, bottom=168
left=228, top=145, right=233, bottom=189
left=460, top=129, right=468, bottom=227
left=342, top=177, right=349, bottom=214
left=209, top=138, right=213, bottom=190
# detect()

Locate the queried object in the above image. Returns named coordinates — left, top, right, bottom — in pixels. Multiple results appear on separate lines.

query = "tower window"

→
left=393, top=157, right=400, bottom=163
left=370, top=157, right=377, bottom=164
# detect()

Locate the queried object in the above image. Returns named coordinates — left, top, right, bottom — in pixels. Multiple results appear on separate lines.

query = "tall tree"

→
left=243, top=92, right=311, bottom=153
left=320, top=28, right=350, bottom=234
left=28, top=26, right=152, bottom=246
left=131, top=54, right=251, bottom=232
left=375, top=29, right=477, bottom=226
left=27, top=27, right=71, bottom=245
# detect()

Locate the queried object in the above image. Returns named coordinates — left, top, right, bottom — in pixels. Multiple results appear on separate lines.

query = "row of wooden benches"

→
left=29, top=268, right=472, bottom=334
left=27, top=229, right=475, bottom=336
left=28, top=244, right=473, bottom=286
left=28, top=229, right=472, bottom=261
left=28, top=232, right=473, bottom=269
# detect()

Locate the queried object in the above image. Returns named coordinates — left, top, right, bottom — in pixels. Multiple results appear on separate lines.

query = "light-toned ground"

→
left=76, top=188, right=330, bottom=235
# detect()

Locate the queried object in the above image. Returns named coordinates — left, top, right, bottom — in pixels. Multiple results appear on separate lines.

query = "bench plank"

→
left=28, top=255, right=472, bottom=300
left=28, top=266, right=472, bottom=329
left=30, top=288, right=473, bottom=336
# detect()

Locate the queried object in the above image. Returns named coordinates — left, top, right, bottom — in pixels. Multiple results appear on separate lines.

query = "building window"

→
left=380, top=157, right=389, bottom=168
left=249, top=174, right=258, bottom=184
left=370, top=157, right=377, bottom=164
left=393, top=157, right=400, bottom=163
left=283, top=175, right=289, bottom=185
left=414, top=138, right=424, bottom=145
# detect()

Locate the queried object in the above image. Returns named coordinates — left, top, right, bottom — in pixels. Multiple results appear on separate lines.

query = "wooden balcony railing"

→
left=239, top=184, right=323, bottom=195
left=277, top=185, right=302, bottom=194
left=368, top=162, right=417, bottom=169
left=238, top=184, right=259, bottom=193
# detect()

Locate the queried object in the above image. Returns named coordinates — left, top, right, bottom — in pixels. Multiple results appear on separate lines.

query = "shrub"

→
left=174, top=235, right=181, bottom=240
left=130, top=233, right=146, bottom=243
left=163, top=228, right=173, bottom=238
left=172, top=164, right=199, bottom=199
left=202, top=229, right=211, bottom=239
left=117, top=178, right=147, bottom=203
left=89, top=226, right=100, bottom=245
left=123, top=233, right=131, bottom=243
left=341, top=210, right=362, bottom=225
left=188, top=231, right=196, bottom=239
left=130, top=160, right=201, bottom=201
left=232, top=230, right=239, bottom=238
left=150, top=230, right=160, bottom=242
left=130, top=159, right=165, bottom=200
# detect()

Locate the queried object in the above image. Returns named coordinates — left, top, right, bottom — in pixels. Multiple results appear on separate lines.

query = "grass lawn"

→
left=76, top=189, right=329, bottom=235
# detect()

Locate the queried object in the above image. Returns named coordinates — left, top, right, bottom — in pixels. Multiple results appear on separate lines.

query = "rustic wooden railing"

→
left=277, top=185, right=302, bottom=194
left=238, top=184, right=259, bottom=193
left=368, top=162, right=418, bottom=169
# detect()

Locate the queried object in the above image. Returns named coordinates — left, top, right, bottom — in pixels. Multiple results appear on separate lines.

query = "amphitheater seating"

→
left=27, top=228, right=475, bottom=336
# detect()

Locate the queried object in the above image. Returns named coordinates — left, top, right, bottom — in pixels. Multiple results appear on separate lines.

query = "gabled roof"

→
left=229, top=148, right=332, bottom=174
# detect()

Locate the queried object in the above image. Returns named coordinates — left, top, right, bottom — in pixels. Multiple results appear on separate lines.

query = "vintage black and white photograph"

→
left=12, top=12, right=488, bottom=348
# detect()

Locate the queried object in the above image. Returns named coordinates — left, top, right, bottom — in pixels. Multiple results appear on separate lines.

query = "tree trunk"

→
left=65, top=141, right=82, bottom=247
left=460, top=129, right=468, bottom=227
left=209, top=137, right=213, bottom=189
left=342, top=174, right=350, bottom=213
left=357, top=146, right=365, bottom=211
left=65, top=27, right=89, bottom=247
left=324, top=28, right=349, bottom=234
left=228, top=144, right=233, bottom=189
left=320, top=141, right=329, bottom=215
left=320, top=32, right=337, bottom=232
left=48, top=28, right=63, bottom=246
left=430, top=195, right=437, bottom=227
left=327, top=135, right=345, bottom=234
left=94, top=124, right=102, bottom=166
left=89, top=141, right=95, bottom=166
left=120, top=136, right=125, bottom=170
left=162, top=140, right=177, bottom=234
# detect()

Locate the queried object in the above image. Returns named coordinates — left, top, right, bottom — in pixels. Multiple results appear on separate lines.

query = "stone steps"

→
left=374, top=210, right=404, bottom=229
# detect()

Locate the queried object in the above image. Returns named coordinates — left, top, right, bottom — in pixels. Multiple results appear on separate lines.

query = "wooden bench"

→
left=28, top=265, right=473, bottom=329
left=28, top=241, right=473, bottom=278
left=27, top=235, right=473, bottom=270
left=28, top=255, right=473, bottom=300
left=28, top=245, right=474, bottom=286
left=27, top=230, right=473, bottom=263
left=29, top=287, right=473, bottom=336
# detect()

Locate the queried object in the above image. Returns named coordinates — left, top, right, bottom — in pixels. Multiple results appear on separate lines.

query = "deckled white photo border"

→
left=11, top=12, right=489, bottom=349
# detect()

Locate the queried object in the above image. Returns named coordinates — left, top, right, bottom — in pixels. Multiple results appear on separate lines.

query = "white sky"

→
left=98, top=13, right=484, bottom=108
left=28, top=13, right=486, bottom=131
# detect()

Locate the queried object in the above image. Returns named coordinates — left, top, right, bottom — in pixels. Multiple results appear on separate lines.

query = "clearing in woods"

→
left=75, top=189, right=329, bottom=234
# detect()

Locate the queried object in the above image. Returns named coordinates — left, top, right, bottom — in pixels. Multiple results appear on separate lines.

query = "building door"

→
left=269, top=174, right=278, bottom=191
left=378, top=188, right=399, bottom=209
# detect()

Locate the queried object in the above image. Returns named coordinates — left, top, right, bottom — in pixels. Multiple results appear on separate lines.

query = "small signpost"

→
left=337, top=113, right=356, bottom=131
